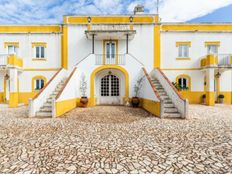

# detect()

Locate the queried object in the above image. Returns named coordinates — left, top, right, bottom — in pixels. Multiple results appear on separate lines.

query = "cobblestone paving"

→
left=0, top=105, right=232, bottom=174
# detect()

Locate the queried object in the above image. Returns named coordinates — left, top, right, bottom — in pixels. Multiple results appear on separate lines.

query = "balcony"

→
left=200, top=54, right=232, bottom=68
left=85, top=25, right=136, bottom=40
left=0, top=54, right=23, bottom=69
left=95, top=54, right=126, bottom=65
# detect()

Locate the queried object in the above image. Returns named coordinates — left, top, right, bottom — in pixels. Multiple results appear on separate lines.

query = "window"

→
left=35, top=46, right=45, bottom=58
left=176, top=75, right=191, bottom=91
left=8, top=45, right=18, bottom=55
left=178, top=44, right=189, bottom=58
left=35, top=79, right=45, bottom=90
left=207, top=45, right=218, bottom=55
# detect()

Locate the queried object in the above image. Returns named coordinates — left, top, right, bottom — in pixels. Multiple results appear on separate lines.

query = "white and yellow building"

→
left=0, top=8, right=231, bottom=118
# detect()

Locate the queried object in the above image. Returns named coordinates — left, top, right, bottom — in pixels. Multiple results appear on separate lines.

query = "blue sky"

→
left=0, top=0, right=232, bottom=24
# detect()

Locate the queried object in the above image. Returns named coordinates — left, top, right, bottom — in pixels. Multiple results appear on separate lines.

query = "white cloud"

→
left=141, top=0, right=232, bottom=22
left=0, top=0, right=231, bottom=24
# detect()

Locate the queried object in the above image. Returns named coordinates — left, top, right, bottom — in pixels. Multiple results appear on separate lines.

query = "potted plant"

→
left=172, top=82, right=181, bottom=91
left=131, top=77, right=144, bottom=107
left=80, top=74, right=88, bottom=106
left=218, top=94, right=224, bottom=104
left=202, top=94, right=206, bottom=104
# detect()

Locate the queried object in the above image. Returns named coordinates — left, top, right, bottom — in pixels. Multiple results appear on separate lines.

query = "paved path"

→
left=0, top=105, right=232, bottom=173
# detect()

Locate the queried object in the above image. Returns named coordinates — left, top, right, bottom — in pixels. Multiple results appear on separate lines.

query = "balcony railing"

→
left=218, top=54, right=232, bottom=66
left=200, top=54, right=232, bottom=68
left=95, top=54, right=126, bottom=65
left=0, top=54, right=23, bottom=68
left=0, top=54, right=8, bottom=66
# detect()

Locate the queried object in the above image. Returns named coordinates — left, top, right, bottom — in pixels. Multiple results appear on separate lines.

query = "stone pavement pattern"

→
left=0, top=105, right=232, bottom=174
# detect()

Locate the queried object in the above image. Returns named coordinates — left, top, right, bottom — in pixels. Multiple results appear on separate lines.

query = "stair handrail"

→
left=127, top=53, right=145, bottom=67
left=75, top=53, right=92, bottom=66
left=56, top=67, right=77, bottom=100
left=157, top=68, right=185, bottom=101
left=153, top=68, right=188, bottom=118
left=33, top=68, right=62, bottom=100
left=142, top=67, right=161, bottom=100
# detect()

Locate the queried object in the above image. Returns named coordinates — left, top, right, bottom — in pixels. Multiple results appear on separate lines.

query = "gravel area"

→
left=0, top=104, right=232, bottom=174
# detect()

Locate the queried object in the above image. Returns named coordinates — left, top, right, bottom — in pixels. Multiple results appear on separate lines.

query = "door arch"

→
left=90, top=66, right=129, bottom=106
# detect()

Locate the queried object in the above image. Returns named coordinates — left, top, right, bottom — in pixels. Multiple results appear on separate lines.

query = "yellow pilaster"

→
left=206, top=92, right=215, bottom=106
left=62, top=25, right=68, bottom=69
left=154, top=25, right=161, bottom=68
left=9, top=92, right=18, bottom=108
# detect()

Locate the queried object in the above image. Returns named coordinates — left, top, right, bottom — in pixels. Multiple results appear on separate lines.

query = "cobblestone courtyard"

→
left=0, top=105, right=232, bottom=174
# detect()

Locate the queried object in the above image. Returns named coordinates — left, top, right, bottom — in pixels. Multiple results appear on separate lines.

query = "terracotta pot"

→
left=80, top=97, right=88, bottom=105
left=131, top=97, right=140, bottom=108
left=218, top=98, right=224, bottom=104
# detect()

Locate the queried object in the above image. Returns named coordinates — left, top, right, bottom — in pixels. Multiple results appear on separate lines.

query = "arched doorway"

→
left=95, top=69, right=126, bottom=105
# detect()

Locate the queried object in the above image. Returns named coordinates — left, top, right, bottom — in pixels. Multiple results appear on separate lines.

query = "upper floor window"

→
left=32, top=42, right=47, bottom=59
left=35, top=46, right=45, bottom=58
left=207, top=45, right=218, bottom=55
left=205, top=42, right=220, bottom=55
left=4, top=42, right=19, bottom=55
left=176, top=42, right=191, bottom=58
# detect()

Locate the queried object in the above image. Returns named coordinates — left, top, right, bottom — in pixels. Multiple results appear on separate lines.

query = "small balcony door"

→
left=105, top=41, right=117, bottom=64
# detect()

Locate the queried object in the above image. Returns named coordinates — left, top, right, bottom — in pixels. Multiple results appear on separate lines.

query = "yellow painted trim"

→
left=162, top=24, right=232, bottom=32
left=130, top=25, right=133, bottom=31
left=0, top=26, right=61, bottom=33
left=179, top=91, right=205, bottom=104
left=176, top=74, right=191, bottom=91
left=205, top=41, right=220, bottom=47
left=103, top=40, right=118, bottom=65
left=24, top=68, right=59, bottom=71
left=66, top=16, right=157, bottom=24
left=90, top=65, right=129, bottom=106
left=140, top=98, right=160, bottom=117
left=32, top=75, right=47, bottom=92
left=55, top=98, right=77, bottom=117
left=7, top=54, right=23, bottom=67
left=176, top=42, right=191, bottom=47
left=9, top=92, right=18, bottom=108
left=161, top=68, right=201, bottom=70
left=154, top=25, right=161, bottom=68
left=3, top=78, right=7, bottom=103
left=32, top=42, right=47, bottom=48
left=230, top=56, right=232, bottom=65
left=0, top=92, right=3, bottom=103
left=62, top=25, right=68, bottom=69
left=4, top=42, right=19, bottom=48
left=176, top=58, right=191, bottom=60
left=32, top=58, right=47, bottom=61
left=206, top=91, right=215, bottom=106
left=215, top=77, right=220, bottom=103
left=218, top=92, right=232, bottom=104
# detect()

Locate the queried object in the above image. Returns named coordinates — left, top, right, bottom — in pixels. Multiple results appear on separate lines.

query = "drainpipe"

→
left=92, top=34, right=95, bottom=54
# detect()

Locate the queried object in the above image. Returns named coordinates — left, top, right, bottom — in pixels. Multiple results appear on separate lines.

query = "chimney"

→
left=134, top=5, right=144, bottom=15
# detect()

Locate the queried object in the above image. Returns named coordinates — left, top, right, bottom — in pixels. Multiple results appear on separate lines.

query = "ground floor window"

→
left=32, top=76, right=46, bottom=91
left=35, top=79, right=45, bottom=90
left=176, top=75, right=191, bottom=91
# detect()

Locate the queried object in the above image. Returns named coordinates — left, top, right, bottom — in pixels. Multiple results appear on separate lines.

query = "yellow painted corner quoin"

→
left=7, top=54, right=23, bottom=67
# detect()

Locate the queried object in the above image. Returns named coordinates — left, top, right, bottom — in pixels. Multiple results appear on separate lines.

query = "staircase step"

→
left=36, top=111, right=52, bottom=117
left=164, top=99, right=173, bottom=104
left=163, top=113, right=181, bottom=118
left=43, top=103, right=52, bottom=107
left=164, top=103, right=175, bottom=108
left=164, top=108, right=178, bottom=113
left=40, top=107, right=52, bottom=112
left=160, top=96, right=169, bottom=100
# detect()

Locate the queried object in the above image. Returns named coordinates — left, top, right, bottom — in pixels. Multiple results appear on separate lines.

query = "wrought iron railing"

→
left=95, top=54, right=126, bottom=65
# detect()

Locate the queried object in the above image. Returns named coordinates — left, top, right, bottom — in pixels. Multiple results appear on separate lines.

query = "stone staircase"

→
left=151, top=78, right=181, bottom=118
left=35, top=78, right=67, bottom=117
